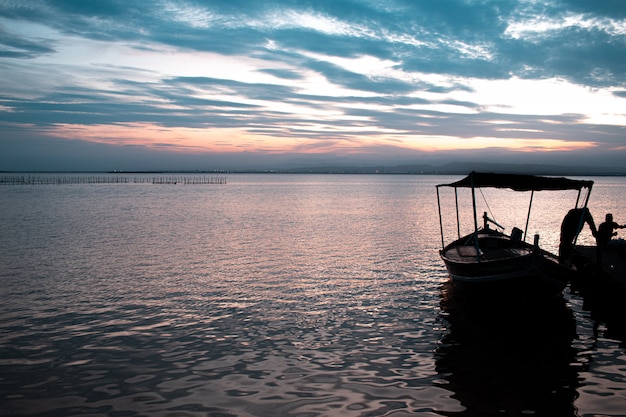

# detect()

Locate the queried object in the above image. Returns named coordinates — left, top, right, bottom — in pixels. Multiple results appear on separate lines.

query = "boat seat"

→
left=482, top=248, right=518, bottom=260
left=456, top=246, right=479, bottom=257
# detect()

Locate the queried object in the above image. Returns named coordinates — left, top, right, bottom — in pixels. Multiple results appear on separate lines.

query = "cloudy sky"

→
left=1, top=0, right=625, bottom=171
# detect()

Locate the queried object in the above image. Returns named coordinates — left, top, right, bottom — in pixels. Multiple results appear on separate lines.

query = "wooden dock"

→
left=571, top=244, right=626, bottom=343
left=574, top=245, right=626, bottom=287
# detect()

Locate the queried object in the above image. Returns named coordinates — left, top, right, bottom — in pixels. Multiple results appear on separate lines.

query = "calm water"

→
left=1, top=174, right=625, bottom=417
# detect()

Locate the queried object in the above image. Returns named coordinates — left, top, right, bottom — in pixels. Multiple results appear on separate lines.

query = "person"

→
left=596, top=213, right=626, bottom=266
left=559, top=207, right=597, bottom=263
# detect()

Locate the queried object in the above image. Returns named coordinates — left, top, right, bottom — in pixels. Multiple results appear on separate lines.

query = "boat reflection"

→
left=435, top=281, right=579, bottom=416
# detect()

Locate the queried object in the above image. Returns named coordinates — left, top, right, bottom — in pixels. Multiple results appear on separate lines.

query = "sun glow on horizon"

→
left=39, top=122, right=597, bottom=156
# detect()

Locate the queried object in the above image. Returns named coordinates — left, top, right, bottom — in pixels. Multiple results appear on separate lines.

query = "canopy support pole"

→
left=471, top=176, right=480, bottom=261
left=455, top=187, right=460, bottom=239
left=437, top=186, right=445, bottom=249
left=573, top=186, right=594, bottom=246
left=524, top=190, right=534, bottom=242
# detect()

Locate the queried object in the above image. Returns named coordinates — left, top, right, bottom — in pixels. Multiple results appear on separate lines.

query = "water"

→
left=1, top=174, right=625, bottom=417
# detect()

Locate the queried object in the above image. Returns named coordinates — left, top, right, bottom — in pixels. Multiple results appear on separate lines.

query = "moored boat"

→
left=436, top=172, right=594, bottom=298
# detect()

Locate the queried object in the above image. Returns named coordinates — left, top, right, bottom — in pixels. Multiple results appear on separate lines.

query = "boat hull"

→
left=440, top=232, right=573, bottom=298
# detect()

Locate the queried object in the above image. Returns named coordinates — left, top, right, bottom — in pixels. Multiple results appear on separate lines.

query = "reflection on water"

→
left=0, top=275, right=454, bottom=417
left=1, top=174, right=626, bottom=416
left=436, top=282, right=579, bottom=417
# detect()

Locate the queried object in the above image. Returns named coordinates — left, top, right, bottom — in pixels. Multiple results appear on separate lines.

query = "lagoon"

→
left=1, top=174, right=625, bottom=416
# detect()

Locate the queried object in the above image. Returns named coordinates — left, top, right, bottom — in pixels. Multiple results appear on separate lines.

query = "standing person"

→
left=596, top=213, right=626, bottom=266
left=559, top=207, right=597, bottom=263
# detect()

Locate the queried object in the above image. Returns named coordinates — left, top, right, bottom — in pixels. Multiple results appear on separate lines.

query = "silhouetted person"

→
left=596, top=213, right=626, bottom=267
left=559, top=207, right=597, bottom=263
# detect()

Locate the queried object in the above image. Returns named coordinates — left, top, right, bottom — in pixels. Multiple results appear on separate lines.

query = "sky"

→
left=1, top=0, right=625, bottom=172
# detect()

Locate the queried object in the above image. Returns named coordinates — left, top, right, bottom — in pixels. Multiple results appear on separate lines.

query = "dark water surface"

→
left=1, top=174, right=625, bottom=416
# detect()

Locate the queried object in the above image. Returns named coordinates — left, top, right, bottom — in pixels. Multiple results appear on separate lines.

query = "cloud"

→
left=0, top=0, right=625, bottom=171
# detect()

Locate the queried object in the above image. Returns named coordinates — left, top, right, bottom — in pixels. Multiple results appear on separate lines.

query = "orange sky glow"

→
left=44, top=123, right=598, bottom=155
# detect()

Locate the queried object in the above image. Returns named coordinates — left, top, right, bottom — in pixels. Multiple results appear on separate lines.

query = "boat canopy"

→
left=437, top=171, right=593, bottom=192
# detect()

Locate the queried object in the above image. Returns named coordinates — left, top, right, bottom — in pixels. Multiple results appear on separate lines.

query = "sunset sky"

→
left=1, top=0, right=625, bottom=171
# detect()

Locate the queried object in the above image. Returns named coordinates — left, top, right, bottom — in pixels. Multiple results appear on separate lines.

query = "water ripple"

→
left=2, top=175, right=626, bottom=416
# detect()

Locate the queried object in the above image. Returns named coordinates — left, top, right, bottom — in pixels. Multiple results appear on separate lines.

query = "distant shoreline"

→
left=2, top=170, right=625, bottom=176
left=2, top=161, right=626, bottom=177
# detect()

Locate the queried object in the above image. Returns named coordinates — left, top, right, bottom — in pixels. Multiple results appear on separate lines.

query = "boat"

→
left=436, top=172, right=594, bottom=297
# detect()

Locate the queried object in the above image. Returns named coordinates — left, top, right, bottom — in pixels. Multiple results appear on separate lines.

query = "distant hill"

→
left=271, top=162, right=626, bottom=176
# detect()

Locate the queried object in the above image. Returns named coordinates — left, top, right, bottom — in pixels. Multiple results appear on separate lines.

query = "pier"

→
left=0, top=175, right=227, bottom=185
left=571, top=245, right=626, bottom=344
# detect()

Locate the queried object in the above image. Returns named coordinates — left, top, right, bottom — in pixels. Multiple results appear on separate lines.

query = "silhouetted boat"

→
left=436, top=172, right=594, bottom=297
